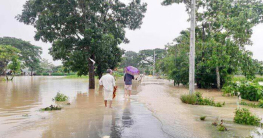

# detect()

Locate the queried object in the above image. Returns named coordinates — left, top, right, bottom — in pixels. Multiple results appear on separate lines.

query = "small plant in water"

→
left=218, top=120, right=227, bottom=131
left=22, top=114, right=30, bottom=117
left=41, top=105, right=62, bottom=111
left=200, top=116, right=206, bottom=121
left=54, top=92, right=68, bottom=101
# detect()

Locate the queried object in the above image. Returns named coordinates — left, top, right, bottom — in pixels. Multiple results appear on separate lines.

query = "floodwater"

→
left=139, top=77, right=263, bottom=138
left=0, top=76, right=263, bottom=138
left=0, top=76, right=169, bottom=138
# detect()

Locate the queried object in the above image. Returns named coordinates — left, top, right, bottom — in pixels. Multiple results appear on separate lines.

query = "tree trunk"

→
left=88, top=57, right=95, bottom=89
left=216, top=66, right=221, bottom=90
left=11, top=72, right=14, bottom=81
left=31, top=68, right=33, bottom=76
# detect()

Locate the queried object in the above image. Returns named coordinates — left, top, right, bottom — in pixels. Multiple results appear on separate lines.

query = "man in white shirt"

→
left=99, top=69, right=116, bottom=108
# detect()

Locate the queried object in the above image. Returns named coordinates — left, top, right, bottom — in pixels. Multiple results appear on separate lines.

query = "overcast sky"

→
left=0, top=0, right=262, bottom=66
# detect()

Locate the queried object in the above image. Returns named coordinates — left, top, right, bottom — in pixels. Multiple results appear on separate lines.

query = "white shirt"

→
left=99, top=74, right=115, bottom=92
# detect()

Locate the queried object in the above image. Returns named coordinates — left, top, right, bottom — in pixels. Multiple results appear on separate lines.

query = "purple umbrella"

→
left=125, top=66, right=140, bottom=75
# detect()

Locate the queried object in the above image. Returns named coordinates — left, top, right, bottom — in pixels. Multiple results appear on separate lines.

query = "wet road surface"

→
left=0, top=76, right=170, bottom=138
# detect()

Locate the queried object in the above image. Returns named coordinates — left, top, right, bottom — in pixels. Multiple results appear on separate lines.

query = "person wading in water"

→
left=124, top=72, right=134, bottom=98
left=99, top=69, right=116, bottom=108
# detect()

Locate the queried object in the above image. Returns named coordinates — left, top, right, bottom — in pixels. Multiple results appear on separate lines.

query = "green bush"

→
left=258, top=99, right=263, bottom=108
left=222, top=82, right=238, bottom=96
left=180, top=94, right=197, bottom=104
left=180, top=92, right=224, bottom=107
left=54, top=92, right=68, bottom=101
left=239, top=81, right=263, bottom=101
left=234, top=108, right=261, bottom=126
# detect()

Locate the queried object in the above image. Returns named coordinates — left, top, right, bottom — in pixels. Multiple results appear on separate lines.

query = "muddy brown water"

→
left=0, top=76, right=169, bottom=138
left=0, top=76, right=263, bottom=138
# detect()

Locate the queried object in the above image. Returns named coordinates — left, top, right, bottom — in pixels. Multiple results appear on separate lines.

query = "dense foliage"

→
left=17, top=0, right=147, bottom=88
left=234, top=108, right=261, bottom=126
left=222, top=81, right=239, bottom=96
left=222, top=81, right=263, bottom=101
left=159, top=0, right=263, bottom=88
left=239, top=82, right=263, bottom=101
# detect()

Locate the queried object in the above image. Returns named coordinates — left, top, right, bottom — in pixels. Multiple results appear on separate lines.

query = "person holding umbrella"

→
left=124, top=66, right=139, bottom=98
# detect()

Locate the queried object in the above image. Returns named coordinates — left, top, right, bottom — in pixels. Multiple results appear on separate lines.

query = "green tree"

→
left=138, top=48, right=166, bottom=74
left=161, top=0, right=263, bottom=89
left=37, top=58, right=54, bottom=75
left=0, top=37, right=42, bottom=76
left=7, top=57, right=21, bottom=80
left=119, top=51, right=139, bottom=68
left=0, top=45, right=21, bottom=79
left=17, top=0, right=147, bottom=89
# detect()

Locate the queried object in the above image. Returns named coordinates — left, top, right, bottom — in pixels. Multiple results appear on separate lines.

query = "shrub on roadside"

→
left=258, top=99, right=263, bottom=108
left=180, top=92, right=224, bottom=107
left=54, top=92, right=68, bottom=101
left=223, top=81, right=263, bottom=101
left=239, top=81, right=263, bottom=101
left=234, top=108, right=261, bottom=126
left=180, top=94, right=197, bottom=104
left=222, top=82, right=238, bottom=96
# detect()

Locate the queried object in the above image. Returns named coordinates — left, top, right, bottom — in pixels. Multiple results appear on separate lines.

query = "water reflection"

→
left=122, top=99, right=134, bottom=128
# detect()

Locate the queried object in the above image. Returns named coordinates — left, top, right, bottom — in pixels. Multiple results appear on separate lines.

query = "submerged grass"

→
left=240, top=99, right=263, bottom=108
left=41, top=105, right=62, bottom=111
left=200, top=116, right=206, bottom=121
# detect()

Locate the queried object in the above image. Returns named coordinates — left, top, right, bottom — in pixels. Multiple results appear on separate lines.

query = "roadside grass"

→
left=180, top=92, right=225, bottom=107
left=233, top=75, right=263, bottom=82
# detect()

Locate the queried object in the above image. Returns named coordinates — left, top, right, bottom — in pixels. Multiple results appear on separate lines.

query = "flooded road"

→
left=0, top=76, right=169, bottom=138
left=139, top=77, right=263, bottom=138
left=0, top=76, right=263, bottom=138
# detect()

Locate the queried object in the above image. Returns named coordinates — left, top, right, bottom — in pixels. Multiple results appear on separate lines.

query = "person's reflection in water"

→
left=122, top=99, right=134, bottom=128
left=101, top=113, right=112, bottom=138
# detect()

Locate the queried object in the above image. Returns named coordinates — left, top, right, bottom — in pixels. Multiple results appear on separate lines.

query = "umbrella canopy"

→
left=125, top=66, right=140, bottom=75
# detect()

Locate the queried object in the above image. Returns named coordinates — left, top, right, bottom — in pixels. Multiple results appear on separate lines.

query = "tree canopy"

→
left=17, top=0, right=147, bottom=88
left=159, top=0, right=263, bottom=88
left=0, top=37, right=42, bottom=75
left=0, top=45, right=21, bottom=75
